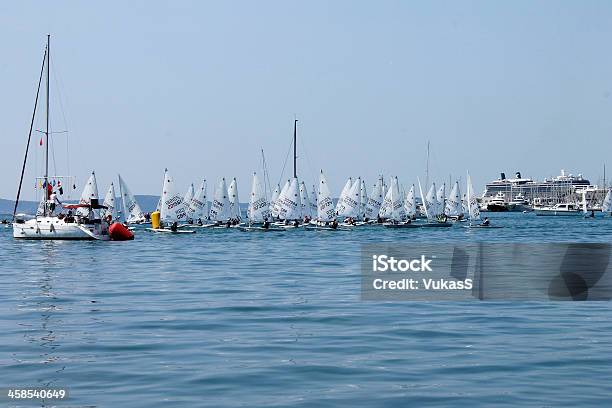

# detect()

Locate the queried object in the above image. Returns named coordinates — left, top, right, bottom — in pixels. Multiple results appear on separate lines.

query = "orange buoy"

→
left=109, top=222, right=134, bottom=241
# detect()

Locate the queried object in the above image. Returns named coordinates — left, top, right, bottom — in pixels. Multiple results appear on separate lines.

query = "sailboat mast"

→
left=293, top=119, right=298, bottom=178
left=44, top=34, right=50, bottom=215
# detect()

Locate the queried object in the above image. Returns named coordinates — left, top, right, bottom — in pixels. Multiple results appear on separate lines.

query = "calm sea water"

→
left=1, top=213, right=611, bottom=407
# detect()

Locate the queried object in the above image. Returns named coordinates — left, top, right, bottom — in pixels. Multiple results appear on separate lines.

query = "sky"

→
left=2, top=1, right=612, bottom=202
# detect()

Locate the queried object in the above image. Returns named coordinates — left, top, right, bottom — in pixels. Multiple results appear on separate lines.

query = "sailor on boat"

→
left=481, top=217, right=490, bottom=226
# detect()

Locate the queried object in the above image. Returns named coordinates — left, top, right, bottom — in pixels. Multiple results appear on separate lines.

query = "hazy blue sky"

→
left=2, top=1, right=612, bottom=201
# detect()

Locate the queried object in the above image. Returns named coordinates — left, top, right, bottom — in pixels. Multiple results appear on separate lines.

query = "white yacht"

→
left=534, top=203, right=581, bottom=216
left=12, top=36, right=109, bottom=241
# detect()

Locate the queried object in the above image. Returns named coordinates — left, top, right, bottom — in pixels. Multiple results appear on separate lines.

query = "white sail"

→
left=335, top=177, right=353, bottom=215
left=418, top=178, right=429, bottom=219
left=183, top=183, right=195, bottom=219
left=310, top=185, right=318, bottom=215
left=299, top=181, right=312, bottom=218
left=582, top=190, right=588, bottom=215
left=603, top=189, right=612, bottom=213
left=248, top=173, right=271, bottom=223
left=337, top=176, right=362, bottom=218
left=385, top=176, right=406, bottom=221
left=445, top=181, right=463, bottom=217
left=188, top=179, right=208, bottom=221
left=276, top=177, right=302, bottom=220
left=102, top=182, right=117, bottom=220
left=317, top=170, right=336, bottom=222
left=466, top=173, right=480, bottom=222
left=272, top=180, right=290, bottom=218
left=269, top=184, right=281, bottom=215
left=424, top=183, right=437, bottom=219
left=359, top=179, right=368, bottom=217
left=404, top=184, right=416, bottom=218
left=379, top=178, right=394, bottom=219
left=228, top=178, right=241, bottom=220
left=118, top=174, right=145, bottom=223
left=436, top=183, right=446, bottom=217
left=209, top=178, right=231, bottom=221
left=365, top=176, right=384, bottom=220
left=160, top=169, right=188, bottom=224
left=76, top=171, right=99, bottom=217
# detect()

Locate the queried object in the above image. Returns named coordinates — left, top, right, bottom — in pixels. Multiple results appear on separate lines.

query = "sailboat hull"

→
left=13, top=217, right=110, bottom=240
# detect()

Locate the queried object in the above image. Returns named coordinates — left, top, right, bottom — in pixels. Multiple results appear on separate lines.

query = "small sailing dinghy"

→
left=241, top=172, right=285, bottom=232
left=228, top=177, right=243, bottom=224
left=306, top=170, right=347, bottom=231
left=383, top=177, right=416, bottom=228
left=444, top=181, right=465, bottom=221
left=208, top=177, right=235, bottom=228
left=181, top=179, right=212, bottom=227
left=147, top=169, right=194, bottom=234
left=118, top=174, right=146, bottom=224
left=102, top=182, right=118, bottom=221
left=464, top=172, right=502, bottom=229
left=417, top=178, right=452, bottom=227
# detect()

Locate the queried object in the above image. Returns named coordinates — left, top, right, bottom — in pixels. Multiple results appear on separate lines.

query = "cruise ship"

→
left=481, top=169, right=599, bottom=210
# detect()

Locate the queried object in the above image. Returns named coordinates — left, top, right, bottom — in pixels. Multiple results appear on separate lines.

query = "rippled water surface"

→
left=1, top=213, right=611, bottom=407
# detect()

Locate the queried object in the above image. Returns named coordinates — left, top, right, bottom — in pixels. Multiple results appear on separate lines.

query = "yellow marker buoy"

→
left=151, top=211, right=161, bottom=229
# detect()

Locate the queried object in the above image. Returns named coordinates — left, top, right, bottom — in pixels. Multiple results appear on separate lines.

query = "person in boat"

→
left=105, top=214, right=113, bottom=225
left=48, top=191, right=62, bottom=214
left=263, top=220, right=270, bottom=229
left=377, top=215, right=383, bottom=224
left=331, top=219, right=339, bottom=230
left=145, top=212, right=151, bottom=222
left=293, top=219, right=299, bottom=227
left=226, top=220, right=232, bottom=228
left=170, top=221, right=178, bottom=232
left=590, top=210, right=595, bottom=218
left=364, top=217, right=370, bottom=223
left=481, top=217, right=490, bottom=226
left=197, top=218, right=203, bottom=226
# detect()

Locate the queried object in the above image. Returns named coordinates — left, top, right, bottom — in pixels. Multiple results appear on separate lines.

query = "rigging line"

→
left=277, top=135, right=293, bottom=187
left=298, top=127, right=317, bottom=191
left=14, top=45, right=47, bottom=219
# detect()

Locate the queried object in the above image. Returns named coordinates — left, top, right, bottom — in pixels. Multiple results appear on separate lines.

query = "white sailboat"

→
left=228, top=177, right=242, bottom=221
left=209, top=178, right=232, bottom=224
left=186, top=179, right=209, bottom=225
left=102, top=182, right=118, bottom=221
left=464, top=172, right=498, bottom=228
left=364, top=176, right=384, bottom=221
left=76, top=172, right=99, bottom=217
left=13, top=36, right=109, bottom=240
left=148, top=169, right=192, bottom=233
left=382, top=177, right=408, bottom=227
left=272, top=179, right=290, bottom=219
left=183, top=183, right=195, bottom=217
left=299, top=181, right=313, bottom=219
left=338, top=176, right=363, bottom=224
left=335, top=177, right=353, bottom=216
left=275, top=177, right=302, bottom=225
left=444, top=181, right=464, bottom=220
left=404, top=184, right=416, bottom=219
left=316, top=170, right=336, bottom=224
left=418, top=178, right=452, bottom=228
left=118, top=174, right=146, bottom=224
left=359, top=179, right=368, bottom=218
left=269, top=184, right=281, bottom=216
left=242, top=173, right=283, bottom=232
left=435, top=183, right=446, bottom=218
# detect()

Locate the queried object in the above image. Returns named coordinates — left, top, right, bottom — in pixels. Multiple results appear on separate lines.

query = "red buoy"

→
left=109, top=222, right=134, bottom=241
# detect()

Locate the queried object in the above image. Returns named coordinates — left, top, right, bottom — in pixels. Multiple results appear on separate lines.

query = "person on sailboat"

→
left=481, top=217, right=490, bottom=226
left=197, top=218, right=203, bottom=226
left=48, top=191, right=62, bottom=214
left=170, top=221, right=178, bottom=232
left=263, top=219, right=270, bottom=229
left=590, top=210, right=595, bottom=218
left=331, top=219, right=339, bottom=229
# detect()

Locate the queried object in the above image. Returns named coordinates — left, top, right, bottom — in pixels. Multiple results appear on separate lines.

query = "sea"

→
left=1, top=212, right=611, bottom=407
